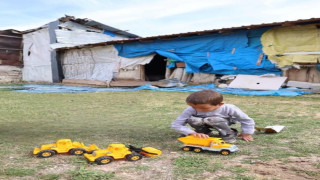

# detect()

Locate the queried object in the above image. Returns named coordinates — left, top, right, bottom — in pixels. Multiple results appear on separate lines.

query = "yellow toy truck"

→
left=84, top=144, right=161, bottom=165
left=178, top=136, right=239, bottom=155
left=33, top=139, right=99, bottom=158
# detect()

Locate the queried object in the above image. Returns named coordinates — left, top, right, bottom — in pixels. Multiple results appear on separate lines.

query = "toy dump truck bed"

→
left=178, top=136, right=239, bottom=155
left=178, top=136, right=225, bottom=146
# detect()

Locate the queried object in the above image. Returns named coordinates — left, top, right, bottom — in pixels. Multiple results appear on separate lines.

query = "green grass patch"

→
left=174, top=155, right=209, bottom=168
left=0, top=90, right=319, bottom=179
left=121, top=165, right=150, bottom=171
left=1, top=167, right=36, bottom=177
left=234, top=175, right=255, bottom=180
left=39, top=173, right=60, bottom=180
left=68, top=157, right=89, bottom=166
left=173, top=155, right=219, bottom=178
left=229, top=166, right=249, bottom=173
left=67, top=167, right=115, bottom=180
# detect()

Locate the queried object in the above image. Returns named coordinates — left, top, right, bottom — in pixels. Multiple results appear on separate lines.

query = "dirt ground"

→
left=228, top=156, right=320, bottom=180
left=76, top=152, right=320, bottom=180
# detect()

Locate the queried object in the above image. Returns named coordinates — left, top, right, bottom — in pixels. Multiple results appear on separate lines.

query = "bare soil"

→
left=83, top=153, right=320, bottom=180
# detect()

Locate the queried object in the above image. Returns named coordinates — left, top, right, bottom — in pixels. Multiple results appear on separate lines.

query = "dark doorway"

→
left=145, top=54, right=167, bottom=81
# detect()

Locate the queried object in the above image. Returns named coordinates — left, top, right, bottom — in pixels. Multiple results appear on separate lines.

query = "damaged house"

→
left=54, top=17, right=320, bottom=87
left=261, top=24, right=320, bottom=83
left=21, top=16, right=140, bottom=83
left=1, top=16, right=320, bottom=88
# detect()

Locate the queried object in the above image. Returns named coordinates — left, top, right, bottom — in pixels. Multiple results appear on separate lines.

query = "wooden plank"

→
left=0, top=37, right=22, bottom=48
left=0, top=47, right=22, bottom=51
left=256, top=53, right=263, bottom=65
left=0, top=53, right=21, bottom=60
left=0, top=60, right=22, bottom=66
left=63, top=79, right=151, bottom=87
left=110, top=80, right=150, bottom=87
left=0, top=35, right=22, bottom=39
left=62, top=79, right=109, bottom=86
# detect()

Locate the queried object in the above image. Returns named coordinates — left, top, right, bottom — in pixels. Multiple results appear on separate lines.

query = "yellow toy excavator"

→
left=84, top=144, right=162, bottom=165
left=33, top=139, right=99, bottom=158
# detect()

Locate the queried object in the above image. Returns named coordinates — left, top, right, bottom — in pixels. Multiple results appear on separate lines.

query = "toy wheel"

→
left=96, top=156, right=114, bottom=165
left=193, top=148, right=202, bottom=153
left=182, top=147, right=191, bottom=151
left=126, top=153, right=143, bottom=161
left=38, top=150, right=56, bottom=158
left=220, top=150, right=230, bottom=156
left=70, top=148, right=86, bottom=155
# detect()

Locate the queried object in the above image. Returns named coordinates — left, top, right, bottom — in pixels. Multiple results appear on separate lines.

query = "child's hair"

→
left=186, top=90, right=223, bottom=105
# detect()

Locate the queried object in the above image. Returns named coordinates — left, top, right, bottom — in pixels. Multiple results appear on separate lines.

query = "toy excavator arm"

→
left=128, top=145, right=160, bottom=156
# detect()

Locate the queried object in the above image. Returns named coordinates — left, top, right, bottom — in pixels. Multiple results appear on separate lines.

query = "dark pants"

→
left=186, top=116, right=233, bottom=136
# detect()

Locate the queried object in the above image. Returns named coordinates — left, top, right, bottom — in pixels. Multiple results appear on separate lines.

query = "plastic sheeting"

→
left=59, top=21, right=103, bottom=33
left=22, top=28, right=53, bottom=82
left=51, top=29, right=127, bottom=49
left=114, top=28, right=281, bottom=75
left=120, top=54, right=155, bottom=70
left=261, top=25, right=320, bottom=67
left=51, top=21, right=129, bottom=50
left=61, top=45, right=155, bottom=82
left=11, top=84, right=313, bottom=96
left=61, top=46, right=115, bottom=81
left=207, top=48, right=279, bottom=75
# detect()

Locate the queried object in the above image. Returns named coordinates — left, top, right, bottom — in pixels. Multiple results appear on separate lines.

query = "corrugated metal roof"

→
left=20, top=24, right=49, bottom=34
left=59, top=16, right=139, bottom=38
left=55, top=17, right=320, bottom=50
left=20, top=16, right=140, bottom=38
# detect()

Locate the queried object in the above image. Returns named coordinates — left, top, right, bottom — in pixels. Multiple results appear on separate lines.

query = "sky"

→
left=1, top=0, right=320, bottom=37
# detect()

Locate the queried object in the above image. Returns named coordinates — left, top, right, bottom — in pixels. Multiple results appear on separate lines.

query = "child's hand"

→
left=239, top=133, right=254, bottom=142
left=189, top=132, right=209, bottom=139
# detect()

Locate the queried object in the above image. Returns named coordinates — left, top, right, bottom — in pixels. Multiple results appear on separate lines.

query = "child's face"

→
left=188, top=103, right=224, bottom=112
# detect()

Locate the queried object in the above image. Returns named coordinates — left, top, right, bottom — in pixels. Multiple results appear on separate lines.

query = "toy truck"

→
left=178, top=136, right=239, bottom=155
left=33, top=139, right=99, bottom=158
left=84, top=144, right=161, bottom=165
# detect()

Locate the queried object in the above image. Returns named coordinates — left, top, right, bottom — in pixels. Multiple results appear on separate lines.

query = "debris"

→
left=220, top=75, right=236, bottom=80
left=255, top=125, right=285, bottom=133
left=218, top=84, right=228, bottom=88
left=150, top=78, right=184, bottom=88
left=287, top=81, right=320, bottom=89
left=311, top=83, right=320, bottom=89
left=287, top=81, right=312, bottom=89
left=228, top=75, right=287, bottom=90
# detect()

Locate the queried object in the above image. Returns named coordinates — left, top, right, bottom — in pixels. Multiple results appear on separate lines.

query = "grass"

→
left=0, top=87, right=320, bottom=179
left=68, top=167, right=115, bottom=180
left=0, top=168, right=35, bottom=177
left=173, top=155, right=217, bottom=178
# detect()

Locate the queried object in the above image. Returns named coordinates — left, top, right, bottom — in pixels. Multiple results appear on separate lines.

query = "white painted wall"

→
left=22, top=28, right=53, bottom=82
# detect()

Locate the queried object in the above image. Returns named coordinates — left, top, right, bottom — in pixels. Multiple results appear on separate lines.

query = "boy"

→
left=171, top=90, right=255, bottom=143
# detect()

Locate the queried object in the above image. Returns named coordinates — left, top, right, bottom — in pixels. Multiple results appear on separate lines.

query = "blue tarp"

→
left=9, top=84, right=313, bottom=96
left=103, top=30, right=116, bottom=37
left=114, top=28, right=281, bottom=75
